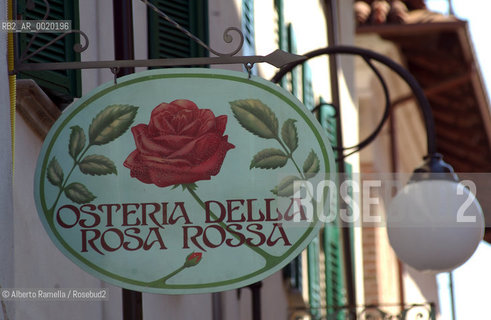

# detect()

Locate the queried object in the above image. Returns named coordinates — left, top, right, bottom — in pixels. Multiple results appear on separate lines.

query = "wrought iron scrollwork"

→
left=289, top=302, right=435, bottom=320
left=142, top=0, right=244, bottom=57
left=14, top=0, right=304, bottom=73
left=19, top=30, right=89, bottom=63
left=18, top=0, right=89, bottom=64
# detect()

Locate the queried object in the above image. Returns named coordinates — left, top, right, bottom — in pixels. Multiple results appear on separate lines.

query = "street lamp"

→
left=387, top=154, right=484, bottom=272
left=272, top=45, right=485, bottom=273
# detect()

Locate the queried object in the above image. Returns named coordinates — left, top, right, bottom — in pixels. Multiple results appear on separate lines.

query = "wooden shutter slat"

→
left=17, top=0, right=81, bottom=100
left=148, top=0, right=208, bottom=61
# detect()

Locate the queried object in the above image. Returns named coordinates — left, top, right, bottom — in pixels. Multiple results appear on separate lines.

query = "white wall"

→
left=355, top=33, right=442, bottom=317
left=79, top=0, right=114, bottom=94
left=13, top=114, right=108, bottom=320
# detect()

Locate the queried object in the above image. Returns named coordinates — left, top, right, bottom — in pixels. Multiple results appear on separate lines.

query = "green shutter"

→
left=287, top=23, right=299, bottom=98
left=323, top=214, right=344, bottom=319
left=274, top=0, right=286, bottom=51
left=274, top=0, right=287, bottom=88
left=148, top=0, right=208, bottom=60
left=17, top=0, right=81, bottom=102
left=242, top=0, right=255, bottom=56
left=320, top=102, right=345, bottom=319
left=302, top=63, right=314, bottom=110
left=319, top=98, right=338, bottom=155
left=303, top=63, right=322, bottom=319
left=308, top=236, right=321, bottom=319
left=282, top=252, right=302, bottom=291
left=344, top=162, right=356, bottom=296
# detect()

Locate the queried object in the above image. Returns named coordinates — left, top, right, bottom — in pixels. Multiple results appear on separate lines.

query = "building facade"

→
left=4, top=0, right=487, bottom=319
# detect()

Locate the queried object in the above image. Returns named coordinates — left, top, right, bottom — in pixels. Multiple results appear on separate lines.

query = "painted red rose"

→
left=124, top=99, right=235, bottom=187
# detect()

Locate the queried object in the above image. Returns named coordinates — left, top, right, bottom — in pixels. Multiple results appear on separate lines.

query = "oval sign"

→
left=34, top=68, right=335, bottom=294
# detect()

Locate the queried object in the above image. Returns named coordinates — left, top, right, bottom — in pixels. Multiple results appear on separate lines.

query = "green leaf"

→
left=271, top=175, right=301, bottom=197
left=250, top=148, right=288, bottom=169
left=68, top=125, right=86, bottom=160
left=181, top=183, right=198, bottom=191
left=79, top=154, right=117, bottom=176
left=230, top=99, right=278, bottom=139
left=47, top=157, right=64, bottom=187
left=281, top=119, right=298, bottom=153
left=303, top=150, right=320, bottom=179
left=88, top=104, right=138, bottom=146
left=64, top=183, right=96, bottom=204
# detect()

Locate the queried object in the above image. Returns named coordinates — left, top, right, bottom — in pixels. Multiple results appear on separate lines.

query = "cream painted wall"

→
left=334, top=0, right=366, bottom=308
left=253, top=0, right=277, bottom=80
left=208, top=0, right=243, bottom=72
left=355, top=33, right=441, bottom=318
left=79, top=0, right=115, bottom=94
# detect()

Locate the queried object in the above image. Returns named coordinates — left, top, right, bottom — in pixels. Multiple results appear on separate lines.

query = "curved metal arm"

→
left=343, top=56, right=392, bottom=158
left=271, top=45, right=438, bottom=157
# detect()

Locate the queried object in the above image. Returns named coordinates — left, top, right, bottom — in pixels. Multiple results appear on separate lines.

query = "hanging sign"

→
left=34, top=68, right=335, bottom=294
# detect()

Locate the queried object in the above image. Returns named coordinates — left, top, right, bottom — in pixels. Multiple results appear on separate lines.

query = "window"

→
left=308, top=236, right=322, bottom=319
left=17, top=0, right=81, bottom=107
left=242, top=0, right=255, bottom=56
left=274, top=0, right=287, bottom=88
left=302, top=63, right=315, bottom=110
left=148, top=0, right=209, bottom=60
left=287, top=23, right=300, bottom=97
left=320, top=102, right=347, bottom=319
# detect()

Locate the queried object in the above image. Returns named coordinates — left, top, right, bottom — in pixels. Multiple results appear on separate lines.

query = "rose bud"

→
left=183, top=252, right=202, bottom=268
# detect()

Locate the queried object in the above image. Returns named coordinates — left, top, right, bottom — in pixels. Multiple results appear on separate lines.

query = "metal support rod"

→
left=113, top=1, right=142, bottom=319
left=113, top=0, right=135, bottom=76
left=13, top=50, right=305, bottom=73
left=449, top=272, right=457, bottom=320
left=212, top=293, right=223, bottom=320
left=122, top=289, right=143, bottom=320
left=248, top=281, right=262, bottom=320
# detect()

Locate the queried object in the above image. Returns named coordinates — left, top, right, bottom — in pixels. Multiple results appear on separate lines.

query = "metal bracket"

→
left=13, top=0, right=306, bottom=74
left=14, top=49, right=306, bottom=72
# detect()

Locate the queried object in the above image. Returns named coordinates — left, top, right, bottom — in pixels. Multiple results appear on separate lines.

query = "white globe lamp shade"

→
left=387, top=157, right=485, bottom=273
